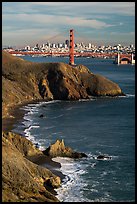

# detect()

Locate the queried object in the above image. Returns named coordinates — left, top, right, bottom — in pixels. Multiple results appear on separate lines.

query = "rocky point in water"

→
left=96, top=154, right=112, bottom=160
left=43, top=139, right=88, bottom=158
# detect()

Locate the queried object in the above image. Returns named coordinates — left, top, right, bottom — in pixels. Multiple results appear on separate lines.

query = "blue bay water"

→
left=13, top=56, right=135, bottom=202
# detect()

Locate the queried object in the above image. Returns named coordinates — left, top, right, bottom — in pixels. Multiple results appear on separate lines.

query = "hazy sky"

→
left=2, top=2, right=135, bottom=47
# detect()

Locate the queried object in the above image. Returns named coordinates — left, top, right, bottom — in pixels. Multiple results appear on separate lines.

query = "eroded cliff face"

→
left=2, top=51, right=124, bottom=118
left=2, top=132, right=61, bottom=202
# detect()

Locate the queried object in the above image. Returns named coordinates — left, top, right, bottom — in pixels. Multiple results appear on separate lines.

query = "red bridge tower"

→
left=69, top=29, right=74, bottom=65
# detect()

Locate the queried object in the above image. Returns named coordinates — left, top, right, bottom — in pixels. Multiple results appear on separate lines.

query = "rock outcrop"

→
left=2, top=132, right=61, bottom=202
left=2, top=51, right=125, bottom=118
left=96, top=154, right=112, bottom=160
left=43, top=139, right=87, bottom=158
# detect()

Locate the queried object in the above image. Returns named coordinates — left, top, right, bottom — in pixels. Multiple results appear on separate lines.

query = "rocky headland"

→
left=2, top=51, right=125, bottom=202
left=2, top=51, right=124, bottom=119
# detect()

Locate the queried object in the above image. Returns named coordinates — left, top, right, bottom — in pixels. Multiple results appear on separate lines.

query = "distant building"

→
left=88, top=43, right=92, bottom=49
left=47, top=42, right=51, bottom=48
left=54, top=43, right=57, bottom=48
left=58, top=43, right=63, bottom=48
left=65, top=39, right=69, bottom=47
left=25, top=45, right=31, bottom=50
left=42, top=44, right=45, bottom=48
left=35, top=44, right=39, bottom=48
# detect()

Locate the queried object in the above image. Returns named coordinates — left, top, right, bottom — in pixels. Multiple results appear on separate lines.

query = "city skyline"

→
left=2, top=2, right=135, bottom=47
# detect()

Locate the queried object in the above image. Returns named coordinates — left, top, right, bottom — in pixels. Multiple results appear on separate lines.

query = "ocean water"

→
left=13, top=56, right=135, bottom=202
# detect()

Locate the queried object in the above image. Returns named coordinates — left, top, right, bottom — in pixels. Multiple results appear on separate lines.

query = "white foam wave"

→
left=43, top=126, right=55, bottom=130
left=24, top=128, right=35, bottom=141
left=51, top=114, right=64, bottom=119
left=118, top=93, right=135, bottom=98
left=66, top=107, right=73, bottom=111
left=38, top=146, right=46, bottom=151
left=20, top=102, right=62, bottom=151
left=22, top=116, right=33, bottom=127
left=21, top=105, right=38, bottom=112
left=126, top=93, right=135, bottom=97
left=18, top=100, right=62, bottom=151
left=23, top=124, right=46, bottom=150
left=78, top=98, right=95, bottom=102
left=28, top=100, right=61, bottom=107
left=52, top=132, right=62, bottom=135
left=52, top=157, right=91, bottom=202
left=24, top=125, right=46, bottom=151
left=24, top=125, right=40, bottom=131
left=39, top=100, right=61, bottom=107
left=20, top=100, right=61, bottom=114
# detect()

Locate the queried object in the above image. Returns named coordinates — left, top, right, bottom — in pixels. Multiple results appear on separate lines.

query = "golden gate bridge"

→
left=7, top=29, right=135, bottom=65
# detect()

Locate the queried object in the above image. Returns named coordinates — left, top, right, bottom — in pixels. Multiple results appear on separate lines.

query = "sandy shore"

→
left=2, top=100, right=43, bottom=133
left=2, top=100, right=65, bottom=181
left=2, top=104, right=26, bottom=133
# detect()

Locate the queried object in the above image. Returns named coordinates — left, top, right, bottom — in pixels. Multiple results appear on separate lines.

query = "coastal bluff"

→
left=2, top=51, right=124, bottom=118
left=2, top=51, right=125, bottom=202
left=2, top=131, right=62, bottom=202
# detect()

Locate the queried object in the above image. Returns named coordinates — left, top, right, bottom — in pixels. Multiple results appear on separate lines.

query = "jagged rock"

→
left=39, top=114, right=44, bottom=118
left=45, top=176, right=61, bottom=188
left=96, top=154, right=112, bottom=160
left=38, top=78, right=53, bottom=100
left=2, top=132, right=61, bottom=202
left=3, top=131, right=42, bottom=157
left=43, top=139, right=87, bottom=158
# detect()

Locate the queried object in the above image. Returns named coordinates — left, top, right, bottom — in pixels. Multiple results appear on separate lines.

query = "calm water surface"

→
left=13, top=56, right=135, bottom=202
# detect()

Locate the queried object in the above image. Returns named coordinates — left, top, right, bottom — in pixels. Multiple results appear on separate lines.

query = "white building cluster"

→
left=23, top=42, right=135, bottom=54
left=3, top=41, right=135, bottom=55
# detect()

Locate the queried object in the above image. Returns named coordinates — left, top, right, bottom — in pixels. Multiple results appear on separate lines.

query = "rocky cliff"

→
left=2, top=132, right=61, bottom=202
left=2, top=51, right=124, bottom=118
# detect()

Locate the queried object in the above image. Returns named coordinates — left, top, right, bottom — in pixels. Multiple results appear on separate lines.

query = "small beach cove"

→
left=2, top=99, right=66, bottom=178
left=2, top=105, right=65, bottom=202
left=2, top=99, right=91, bottom=202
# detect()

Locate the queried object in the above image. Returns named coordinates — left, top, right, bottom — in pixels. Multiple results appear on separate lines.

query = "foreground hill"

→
left=2, top=131, right=61, bottom=202
left=2, top=51, right=124, bottom=118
